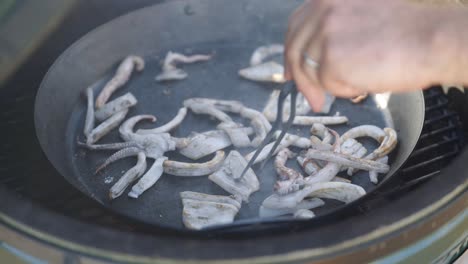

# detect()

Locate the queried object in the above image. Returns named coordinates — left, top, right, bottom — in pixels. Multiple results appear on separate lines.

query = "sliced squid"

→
left=209, top=151, right=260, bottom=202
left=119, top=115, right=157, bottom=142
left=369, top=156, right=389, bottom=184
left=181, top=191, right=241, bottom=230
left=184, top=98, right=272, bottom=147
left=244, top=132, right=311, bottom=165
left=263, top=91, right=311, bottom=122
left=181, top=191, right=242, bottom=207
left=178, top=130, right=232, bottom=160
left=292, top=115, right=348, bottom=126
left=274, top=148, right=302, bottom=181
left=95, top=55, right=144, bottom=108
left=367, top=128, right=398, bottom=160
left=217, top=122, right=253, bottom=148
left=259, top=198, right=324, bottom=218
left=275, top=130, right=342, bottom=195
left=239, top=61, right=285, bottom=83
left=83, top=87, right=95, bottom=140
left=78, top=141, right=140, bottom=151
left=156, top=51, right=212, bottom=82
left=215, top=100, right=271, bottom=147
left=128, top=157, right=167, bottom=199
left=87, top=109, right=129, bottom=145
left=340, top=138, right=368, bottom=174
left=137, top=107, right=188, bottom=135
left=294, top=209, right=316, bottom=219
left=296, top=155, right=321, bottom=175
left=341, top=126, right=397, bottom=175
left=297, top=154, right=349, bottom=184
left=184, top=98, right=233, bottom=123
left=96, top=146, right=142, bottom=173
left=95, top=93, right=138, bottom=122
left=163, top=151, right=225, bottom=177
left=277, top=158, right=344, bottom=195
left=341, top=125, right=386, bottom=142
left=237, top=107, right=272, bottom=147
left=155, top=69, right=188, bottom=82
left=109, top=152, right=147, bottom=200
left=250, top=44, right=284, bottom=66
left=310, top=124, right=333, bottom=145
left=332, top=177, right=352, bottom=183
left=305, top=149, right=390, bottom=173
left=200, top=98, right=272, bottom=147
left=263, top=91, right=336, bottom=122
left=262, top=182, right=366, bottom=209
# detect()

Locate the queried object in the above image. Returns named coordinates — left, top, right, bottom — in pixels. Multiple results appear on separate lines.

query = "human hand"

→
left=284, top=0, right=454, bottom=111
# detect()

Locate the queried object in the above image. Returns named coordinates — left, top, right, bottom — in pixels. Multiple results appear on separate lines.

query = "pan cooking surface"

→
left=66, top=42, right=392, bottom=228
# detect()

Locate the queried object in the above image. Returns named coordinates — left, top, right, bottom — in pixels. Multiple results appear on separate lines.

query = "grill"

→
left=0, top=1, right=467, bottom=263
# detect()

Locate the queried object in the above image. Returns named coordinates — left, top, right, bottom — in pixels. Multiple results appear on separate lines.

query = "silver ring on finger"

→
left=304, top=53, right=319, bottom=69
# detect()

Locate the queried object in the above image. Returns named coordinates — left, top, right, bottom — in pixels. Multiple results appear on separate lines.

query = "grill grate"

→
left=0, top=86, right=464, bottom=231
left=365, top=87, right=464, bottom=201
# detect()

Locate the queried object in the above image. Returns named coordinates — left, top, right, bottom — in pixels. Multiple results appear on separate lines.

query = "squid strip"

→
left=209, top=151, right=259, bottom=202
left=305, top=149, right=390, bottom=173
left=294, top=209, right=316, bottom=219
left=244, top=134, right=297, bottom=165
left=156, top=52, right=212, bottom=82
left=109, top=152, right=146, bottom=199
left=292, top=116, right=348, bottom=126
left=344, top=127, right=397, bottom=175
left=180, top=191, right=241, bottom=208
left=341, top=125, right=386, bottom=142
left=179, top=130, right=232, bottom=160
left=84, top=87, right=95, bottom=139
left=184, top=99, right=233, bottom=123
left=95, top=56, right=144, bottom=108
left=137, top=107, right=188, bottom=135
left=239, top=61, right=285, bottom=83
left=119, top=115, right=156, bottom=142
left=128, top=157, right=168, bottom=198
left=259, top=198, right=324, bottom=218
left=263, top=91, right=312, bottom=122
left=262, top=182, right=366, bottom=209
left=369, top=156, right=389, bottom=184
left=87, top=109, right=128, bottom=145
left=96, top=147, right=142, bottom=173
left=310, top=124, right=333, bottom=144
left=332, top=177, right=352, bottom=183
left=366, top=128, right=398, bottom=160
left=95, top=93, right=137, bottom=121
left=274, top=148, right=302, bottom=181
left=250, top=44, right=284, bottom=66
left=205, top=99, right=272, bottom=148
left=163, top=151, right=225, bottom=177
left=181, top=191, right=240, bottom=230
left=78, top=141, right=140, bottom=151
left=276, top=130, right=342, bottom=194
left=218, top=123, right=253, bottom=148
left=155, top=69, right=188, bottom=81
left=297, top=156, right=321, bottom=175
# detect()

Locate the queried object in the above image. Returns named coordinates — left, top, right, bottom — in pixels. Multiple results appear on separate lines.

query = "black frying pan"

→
left=35, top=0, right=424, bottom=229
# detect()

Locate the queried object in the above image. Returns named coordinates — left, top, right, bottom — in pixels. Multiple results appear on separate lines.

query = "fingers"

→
left=284, top=1, right=328, bottom=80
